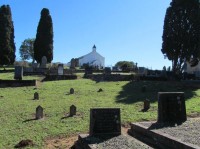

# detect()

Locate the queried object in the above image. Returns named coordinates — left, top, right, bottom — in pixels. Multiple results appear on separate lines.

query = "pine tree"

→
left=0, top=5, right=16, bottom=65
left=34, top=8, right=53, bottom=63
left=161, top=0, right=200, bottom=74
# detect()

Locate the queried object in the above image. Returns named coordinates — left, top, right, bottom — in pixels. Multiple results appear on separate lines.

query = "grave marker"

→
left=70, top=105, right=76, bottom=116
left=34, top=92, right=39, bottom=100
left=14, top=66, right=23, bottom=80
left=158, top=92, right=186, bottom=123
left=89, top=108, right=121, bottom=136
left=58, top=64, right=64, bottom=75
left=36, top=105, right=43, bottom=119
left=70, top=88, right=74, bottom=94
left=40, top=56, right=47, bottom=68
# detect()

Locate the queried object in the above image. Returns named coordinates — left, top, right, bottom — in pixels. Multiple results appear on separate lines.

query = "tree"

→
left=115, top=61, right=135, bottom=71
left=0, top=5, right=16, bottom=65
left=161, top=0, right=200, bottom=74
left=34, top=8, right=53, bottom=63
left=19, top=38, right=35, bottom=62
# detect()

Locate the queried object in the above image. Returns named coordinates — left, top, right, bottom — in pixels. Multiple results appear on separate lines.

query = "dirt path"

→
left=44, top=127, right=130, bottom=149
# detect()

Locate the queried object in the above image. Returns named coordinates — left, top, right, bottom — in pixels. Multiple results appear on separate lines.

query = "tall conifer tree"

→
left=0, top=5, right=16, bottom=65
left=34, top=8, right=53, bottom=63
left=161, top=0, right=200, bottom=74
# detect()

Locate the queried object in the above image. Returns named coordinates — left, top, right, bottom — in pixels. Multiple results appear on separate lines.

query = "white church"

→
left=68, top=45, right=105, bottom=68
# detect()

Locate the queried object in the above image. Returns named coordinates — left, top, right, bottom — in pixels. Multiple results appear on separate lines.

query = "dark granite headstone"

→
left=104, top=67, right=111, bottom=75
left=143, top=99, right=150, bottom=111
left=34, top=92, right=39, bottom=100
left=70, top=88, right=74, bottom=94
left=90, top=108, right=121, bottom=136
left=158, top=92, right=186, bottom=123
left=70, top=105, right=76, bottom=116
left=70, top=58, right=75, bottom=69
left=36, top=105, right=43, bottom=119
left=14, top=66, right=23, bottom=80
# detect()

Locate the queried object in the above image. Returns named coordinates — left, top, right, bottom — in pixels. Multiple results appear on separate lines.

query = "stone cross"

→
left=36, top=105, right=43, bottom=119
left=34, top=92, right=39, bottom=100
left=70, top=105, right=76, bottom=116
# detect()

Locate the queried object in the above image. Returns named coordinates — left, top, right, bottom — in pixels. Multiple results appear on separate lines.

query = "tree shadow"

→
left=115, top=81, right=199, bottom=104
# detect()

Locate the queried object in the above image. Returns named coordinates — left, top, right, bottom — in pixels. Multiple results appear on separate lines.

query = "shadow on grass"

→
left=23, top=118, right=36, bottom=122
left=115, top=81, right=199, bottom=104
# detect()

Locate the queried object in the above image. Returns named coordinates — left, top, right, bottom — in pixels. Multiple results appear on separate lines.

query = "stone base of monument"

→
left=42, top=74, right=77, bottom=81
left=74, top=133, right=153, bottom=149
left=0, top=80, right=37, bottom=88
left=128, top=121, right=200, bottom=149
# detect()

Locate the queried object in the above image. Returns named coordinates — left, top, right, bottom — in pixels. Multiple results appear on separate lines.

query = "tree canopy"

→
left=19, top=38, right=35, bottom=62
left=115, top=61, right=135, bottom=71
left=161, top=0, right=200, bottom=74
left=0, top=5, right=15, bottom=65
left=34, top=8, right=53, bottom=63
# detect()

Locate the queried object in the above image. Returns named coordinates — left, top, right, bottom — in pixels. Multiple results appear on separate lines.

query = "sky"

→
left=0, top=0, right=172, bottom=70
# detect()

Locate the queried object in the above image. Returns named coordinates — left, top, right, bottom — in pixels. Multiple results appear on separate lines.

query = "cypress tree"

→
left=34, top=8, right=53, bottom=63
left=0, top=5, right=16, bottom=65
left=161, top=0, right=200, bottom=74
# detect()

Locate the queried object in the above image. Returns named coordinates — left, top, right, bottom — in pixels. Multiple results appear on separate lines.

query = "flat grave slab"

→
left=128, top=118, right=200, bottom=149
left=75, top=133, right=153, bottom=149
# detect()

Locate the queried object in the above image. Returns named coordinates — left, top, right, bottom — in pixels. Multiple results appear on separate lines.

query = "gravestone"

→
left=40, top=56, right=47, bottom=68
left=90, top=108, right=121, bottom=136
left=36, top=105, right=43, bottom=119
left=70, top=105, right=76, bottom=116
left=70, top=88, right=74, bottom=94
left=158, top=92, right=186, bottom=123
left=14, top=66, right=23, bottom=80
left=34, top=92, right=39, bottom=100
left=70, top=58, right=75, bottom=69
left=143, top=99, right=150, bottom=111
left=32, top=63, right=38, bottom=68
left=58, top=64, right=64, bottom=75
left=104, top=67, right=111, bottom=75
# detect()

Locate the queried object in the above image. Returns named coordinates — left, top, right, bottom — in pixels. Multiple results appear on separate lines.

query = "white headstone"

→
left=58, top=64, right=64, bottom=75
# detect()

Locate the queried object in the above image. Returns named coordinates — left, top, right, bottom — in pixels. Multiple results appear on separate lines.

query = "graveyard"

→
left=0, top=68, right=200, bottom=148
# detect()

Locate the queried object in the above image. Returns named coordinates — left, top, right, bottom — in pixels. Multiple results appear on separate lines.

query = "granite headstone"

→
left=90, top=108, right=121, bottom=136
left=158, top=92, right=186, bottom=123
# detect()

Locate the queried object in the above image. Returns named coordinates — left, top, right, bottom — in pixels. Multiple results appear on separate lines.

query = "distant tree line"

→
left=0, top=5, right=54, bottom=66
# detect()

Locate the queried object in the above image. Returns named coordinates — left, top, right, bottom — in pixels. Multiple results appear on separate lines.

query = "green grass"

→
left=0, top=72, right=200, bottom=148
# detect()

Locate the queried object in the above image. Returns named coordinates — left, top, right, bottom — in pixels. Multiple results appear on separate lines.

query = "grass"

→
left=0, top=72, right=200, bottom=148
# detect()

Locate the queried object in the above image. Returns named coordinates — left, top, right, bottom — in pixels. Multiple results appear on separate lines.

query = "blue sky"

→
left=0, top=0, right=172, bottom=69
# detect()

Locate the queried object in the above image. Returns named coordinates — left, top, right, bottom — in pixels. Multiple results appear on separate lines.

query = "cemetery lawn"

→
left=0, top=73, right=200, bottom=148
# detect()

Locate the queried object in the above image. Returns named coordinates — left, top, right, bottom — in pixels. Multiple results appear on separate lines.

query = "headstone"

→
left=85, top=67, right=93, bottom=75
left=58, top=64, right=64, bottom=75
left=36, top=105, right=43, bottom=119
left=70, top=58, right=75, bottom=69
left=32, top=63, right=38, bottom=68
left=40, top=56, right=47, bottom=68
left=141, top=85, right=146, bottom=92
left=70, top=105, right=76, bottom=116
left=70, top=88, right=74, bottom=94
left=34, top=92, right=39, bottom=100
left=14, top=66, right=23, bottom=80
left=158, top=92, right=186, bottom=123
left=104, top=67, right=111, bottom=75
left=143, top=99, right=150, bottom=111
left=90, top=108, right=121, bottom=136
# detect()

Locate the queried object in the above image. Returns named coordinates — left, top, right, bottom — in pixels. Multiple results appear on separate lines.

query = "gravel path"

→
left=86, top=134, right=153, bottom=149
left=139, top=118, right=200, bottom=147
